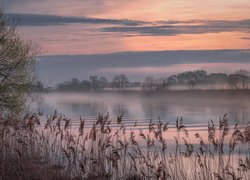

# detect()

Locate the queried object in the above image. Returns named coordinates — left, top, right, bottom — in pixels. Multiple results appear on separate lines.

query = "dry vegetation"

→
left=0, top=113, right=250, bottom=180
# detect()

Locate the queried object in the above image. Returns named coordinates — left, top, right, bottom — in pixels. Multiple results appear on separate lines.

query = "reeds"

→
left=0, top=113, right=250, bottom=179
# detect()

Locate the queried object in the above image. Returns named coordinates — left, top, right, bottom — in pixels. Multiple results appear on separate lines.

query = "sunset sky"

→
left=2, top=0, right=250, bottom=84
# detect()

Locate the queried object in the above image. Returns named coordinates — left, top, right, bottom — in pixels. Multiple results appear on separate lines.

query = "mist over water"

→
left=34, top=91, right=250, bottom=128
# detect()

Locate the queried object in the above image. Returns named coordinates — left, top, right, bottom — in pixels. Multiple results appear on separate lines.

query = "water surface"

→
left=34, top=91, right=250, bottom=128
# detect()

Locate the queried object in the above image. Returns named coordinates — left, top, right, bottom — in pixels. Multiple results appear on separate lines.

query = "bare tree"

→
left=235, top=69, right=250, bottom=89
left=0, top=9, right=39, bottom=115
left=177, top=70, right=207, bottom=89
left=112, top=74, right=129, bottom=91
left=142, top=76, right=155, bottom=91
left=98, top=76, right=108, bottom=91
left=167, top=75, right=178, bottom=85
left=154, top=77, right=168, bottom=91
left=228, top=74, right=240, bottom=89
left=89, top=76, right=99, bottom=91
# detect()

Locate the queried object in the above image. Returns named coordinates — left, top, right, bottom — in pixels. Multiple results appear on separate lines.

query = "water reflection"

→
left=35, top=92, right=250, bottom=126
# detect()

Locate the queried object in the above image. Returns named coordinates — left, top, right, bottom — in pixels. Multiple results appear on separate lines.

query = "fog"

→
left=37, top=49, right=250, bottom=86
left=34, top=91, right=250, bottom=129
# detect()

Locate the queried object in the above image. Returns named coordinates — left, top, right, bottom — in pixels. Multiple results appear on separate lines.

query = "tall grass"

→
left=0, top=112, right=250, bottom=179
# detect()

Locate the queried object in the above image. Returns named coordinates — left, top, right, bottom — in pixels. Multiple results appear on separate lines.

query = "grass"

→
left=0, top=112, right=250, bottom=179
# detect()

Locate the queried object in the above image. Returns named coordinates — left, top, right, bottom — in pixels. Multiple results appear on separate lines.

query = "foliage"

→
left=0, top=9, right=39, bottom=115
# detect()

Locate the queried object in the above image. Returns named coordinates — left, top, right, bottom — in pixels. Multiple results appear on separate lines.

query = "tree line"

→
left=143, top=69, right=250, bottom=91
left=54, top=69, right=250, bottom=92
left=56, top=74, right=133, bottom=91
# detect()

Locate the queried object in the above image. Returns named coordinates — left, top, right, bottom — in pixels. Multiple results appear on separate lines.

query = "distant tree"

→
left=89, top=76, right=99, bottom=91
left=98, top=76, right=108, bottom=91
left=177, top=70, right=207, bottom=89
left=112, top=74, right=129, bottom=91
left=57, top=78, right=80, bottom=91
left=177, top=71, right=193, bottom=84
left=81, top=80, right=91, bottom=91
left=193, top=70, right=207, bottom=82
left=155, top=78, right=168, bottom=91
left=142, top=76, right=155, bottom=91
left=56, top=82, right=67, bottom=91
left=32, top=81, right=46, bottom=92
left=56, top=78, right=92, bottom=91
left=188, top=79, right=196, bottom=89
left=206, top=73, right=228, bottom=84
left=129, top=82, right=141, bottom=88
left=167, top=75, right=178, bottom=85
left=70, top=78, right=80, bottom=89
left=228, top=74, right=240, bottom=89
left=235, top=69, right=250, bottom=89
left=0, top=9, right=39, bottom=115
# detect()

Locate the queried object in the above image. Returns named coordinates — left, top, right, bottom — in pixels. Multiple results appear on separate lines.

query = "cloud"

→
left=8, top=13, right=250, bottom=34
left=7, top=13, right=144, bottom=26
left=3, top=0, right=250, bottom=23
left=6, top=13, right=250, bottom=37
left=241, top=37, right=250, bottom=40
left=37, top=49, right=250, bottom=85
left=39, top=49, right=250, bottom=69
left=3, top=0, right=139, bottom=18
left=101, top=19, right=250, bottom=36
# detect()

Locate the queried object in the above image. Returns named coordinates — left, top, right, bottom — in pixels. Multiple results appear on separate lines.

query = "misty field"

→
left=1, top=112, right=250, bottom=180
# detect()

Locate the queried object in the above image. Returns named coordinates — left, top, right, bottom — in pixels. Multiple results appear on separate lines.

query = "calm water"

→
left=34, top=91, right=250, bottom=128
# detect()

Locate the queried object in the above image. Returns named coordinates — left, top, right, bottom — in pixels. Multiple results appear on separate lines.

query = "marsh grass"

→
left=0, top=112, right=250, bottom=179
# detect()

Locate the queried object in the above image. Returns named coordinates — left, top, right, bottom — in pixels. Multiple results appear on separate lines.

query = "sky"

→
left=2, top=0, right=250, bottom=84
